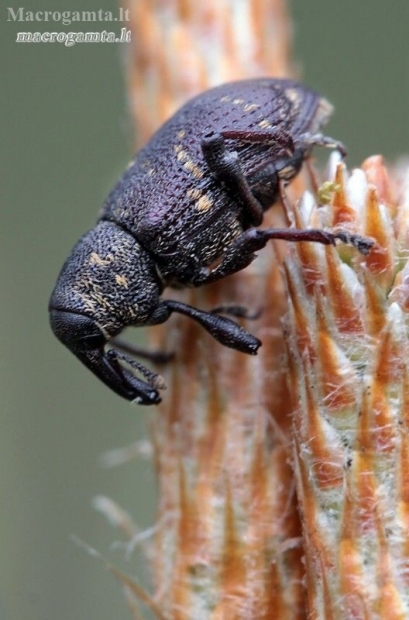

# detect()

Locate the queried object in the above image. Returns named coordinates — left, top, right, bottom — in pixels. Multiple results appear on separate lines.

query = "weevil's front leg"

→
left=149, top=299, right=261, bottom=355
left=193, top=227, right=373, bottom=287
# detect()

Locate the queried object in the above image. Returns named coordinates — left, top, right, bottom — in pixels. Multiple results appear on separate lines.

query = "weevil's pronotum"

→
left=49, top=78, right=373, bottom=404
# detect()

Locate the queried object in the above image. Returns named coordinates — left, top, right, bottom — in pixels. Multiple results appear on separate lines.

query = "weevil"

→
left=49, top=78, right=372, bottom=405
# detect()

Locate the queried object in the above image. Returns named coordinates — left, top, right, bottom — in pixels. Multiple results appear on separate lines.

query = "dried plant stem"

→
left=125, top=0, right=294, bottom=148
left=124, top=1, right=304, bottom=617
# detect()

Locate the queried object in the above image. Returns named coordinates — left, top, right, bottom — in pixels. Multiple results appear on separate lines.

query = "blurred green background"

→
left=2, top=1, right=409, bottom=618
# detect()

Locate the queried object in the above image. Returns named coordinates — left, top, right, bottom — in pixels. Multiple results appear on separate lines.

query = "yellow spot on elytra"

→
left=258, top=119, right=272, bottom=129
left=176, top=148, right=204, bottom=179
left=184, top=160, right=204, bottom=179
left=115, top=274, right=129, bottom=288
left=243, top=103, right=260, bottom=112
left=174, top=144, right=183, bottom=154
left=285, top=88, right=301, bottom=104
left=187, top=188, right=202, bottom=200
left=177, top=129, right=185, bottom=139
left=89, top=252, right=112, bottom=266
left=221, top=95, right=259, bottom=113
left=196, top=194, right=213, bottom=212
left=177, top=149, right=188, bottom=162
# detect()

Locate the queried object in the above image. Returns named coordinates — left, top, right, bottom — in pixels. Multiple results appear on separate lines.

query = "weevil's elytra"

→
left=49, top=78, right=373, bottom=405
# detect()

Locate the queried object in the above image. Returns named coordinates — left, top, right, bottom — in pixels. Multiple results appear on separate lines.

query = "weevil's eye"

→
left=49, top=309, right=106, bottom=351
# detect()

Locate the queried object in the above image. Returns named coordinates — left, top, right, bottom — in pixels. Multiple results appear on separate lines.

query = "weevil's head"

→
left=49, top=221, right=164, bottom=404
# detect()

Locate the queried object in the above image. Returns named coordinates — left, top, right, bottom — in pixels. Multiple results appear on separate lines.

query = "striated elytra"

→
left=49, top=78, right=373, bottom=405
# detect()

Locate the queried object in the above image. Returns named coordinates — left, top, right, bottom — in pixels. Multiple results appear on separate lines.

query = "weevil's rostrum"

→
left=49, top=78, right=373, bottom=405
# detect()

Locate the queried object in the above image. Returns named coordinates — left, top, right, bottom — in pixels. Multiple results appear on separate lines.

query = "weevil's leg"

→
left=201, top=133, right=265, bottom=226
left=220, top=129, right=294, bottom=150
left=147, top=298, right=261, bottom=353
left=331, top=230, right=374, bottom=253
left=222, top=129, right=345, bottom=160
left=154, top=299, right=261, bottom=355
left=296, top=132, right=347, bottom=159
left=202, top=129, right=295, bottom=226
left=111, top=337, right=174, bottom=364
left=193, top=227, right=373, bottom=286
left=194, top=227, right=332, bottom=286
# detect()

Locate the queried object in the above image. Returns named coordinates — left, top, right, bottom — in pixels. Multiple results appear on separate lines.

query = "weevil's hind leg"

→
left=201, top=133, right=264, bottom=226
left=192, top=227, right=373, bottom=287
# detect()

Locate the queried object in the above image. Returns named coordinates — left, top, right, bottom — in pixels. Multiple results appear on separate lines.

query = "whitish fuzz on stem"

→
left=286, top=155, right=409, bottom=619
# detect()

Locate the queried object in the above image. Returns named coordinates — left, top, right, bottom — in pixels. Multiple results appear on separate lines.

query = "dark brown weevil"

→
left=49, top=78, right=372, bottom=404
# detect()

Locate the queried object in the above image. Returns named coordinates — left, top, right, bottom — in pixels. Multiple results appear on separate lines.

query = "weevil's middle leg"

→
left=192, top=227, right=373, bottom=286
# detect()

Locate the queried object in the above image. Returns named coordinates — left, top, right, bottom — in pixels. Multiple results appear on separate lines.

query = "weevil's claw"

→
left=132, top=388, right=162, bottom=406
left=333, top=232, right=375, bottom=255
